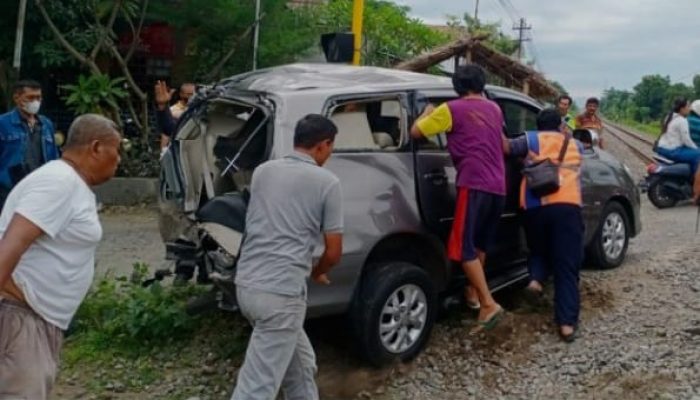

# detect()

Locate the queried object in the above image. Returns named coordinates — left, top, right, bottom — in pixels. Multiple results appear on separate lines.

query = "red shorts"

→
left=447, top=187, right=505, bottom=262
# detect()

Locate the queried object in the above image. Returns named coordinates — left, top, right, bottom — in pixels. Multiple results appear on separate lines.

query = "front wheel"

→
left=587, top=202, right=630, bottom=269
left=647, top=178, right=678, bottom=209
left=350, top=262, right=437, bottom=366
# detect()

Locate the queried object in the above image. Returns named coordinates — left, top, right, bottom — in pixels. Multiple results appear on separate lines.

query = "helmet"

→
left=692, top=100, right=700, bottom=116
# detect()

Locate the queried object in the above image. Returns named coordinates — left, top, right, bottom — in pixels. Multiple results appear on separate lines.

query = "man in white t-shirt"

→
left=0, top=114, right=121, bottom=400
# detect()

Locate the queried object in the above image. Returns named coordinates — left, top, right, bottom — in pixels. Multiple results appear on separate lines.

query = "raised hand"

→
left=154, top=80, right=175, bottom=110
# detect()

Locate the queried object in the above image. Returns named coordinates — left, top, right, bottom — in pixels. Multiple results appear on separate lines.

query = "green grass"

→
left=615, top=118, right=661, bottom=138
left=57, top=263, right=250, bottom=398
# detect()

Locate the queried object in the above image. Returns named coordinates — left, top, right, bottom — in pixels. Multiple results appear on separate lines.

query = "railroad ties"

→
left=602, top=119, right=656, bottom=164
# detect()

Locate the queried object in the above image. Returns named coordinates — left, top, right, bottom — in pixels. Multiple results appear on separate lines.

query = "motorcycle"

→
left=642, top=154, right=693, bottom=209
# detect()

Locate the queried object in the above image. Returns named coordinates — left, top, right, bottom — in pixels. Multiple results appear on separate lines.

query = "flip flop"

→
left=469, top=306, right=505, bottom=336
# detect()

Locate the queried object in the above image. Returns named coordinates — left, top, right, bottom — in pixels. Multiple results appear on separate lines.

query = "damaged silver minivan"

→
left=158, top=63, right=641, bottom=365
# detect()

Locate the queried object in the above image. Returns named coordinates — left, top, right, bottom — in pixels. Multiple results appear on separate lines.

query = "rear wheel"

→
left=647, top=178, right=678, bottom=209
left=350, top=262, right=437, bottom=366
left=587, top=202, right=630, bottom=269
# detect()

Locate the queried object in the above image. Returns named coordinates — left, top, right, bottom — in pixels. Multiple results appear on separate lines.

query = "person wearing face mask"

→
left=0, top=80, right=59, bottom=210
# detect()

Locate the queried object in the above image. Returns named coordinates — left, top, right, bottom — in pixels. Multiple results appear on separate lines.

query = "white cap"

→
left=692, top=100, right=700, bottom=116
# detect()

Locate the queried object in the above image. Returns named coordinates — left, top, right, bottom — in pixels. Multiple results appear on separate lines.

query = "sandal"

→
left=469, top=306, right=505, bottom=336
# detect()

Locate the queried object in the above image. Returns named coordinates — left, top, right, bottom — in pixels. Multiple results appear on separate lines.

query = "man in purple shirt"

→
left=410, top=64, right=505, bottom=334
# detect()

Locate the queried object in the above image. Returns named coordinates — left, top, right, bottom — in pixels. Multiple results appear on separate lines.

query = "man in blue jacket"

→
left=0, top=80, right=59, bottom=209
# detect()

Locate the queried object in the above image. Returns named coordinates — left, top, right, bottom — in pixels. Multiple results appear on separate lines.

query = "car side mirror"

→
left=573, top=128, right=599, bottom=149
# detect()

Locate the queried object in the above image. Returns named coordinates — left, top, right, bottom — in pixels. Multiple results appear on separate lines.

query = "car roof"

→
left=217, top=63, right=537, bottom=103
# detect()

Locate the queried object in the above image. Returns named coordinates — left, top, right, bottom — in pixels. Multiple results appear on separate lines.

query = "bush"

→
left=116, top=139, right=161, bottom=178
left=61, top=73, right=129, bottom=124
left=71, top=263, right=208, bottom=351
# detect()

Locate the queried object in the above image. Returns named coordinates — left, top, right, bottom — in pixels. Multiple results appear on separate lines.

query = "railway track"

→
left=602, top=119, right=656, bottom=164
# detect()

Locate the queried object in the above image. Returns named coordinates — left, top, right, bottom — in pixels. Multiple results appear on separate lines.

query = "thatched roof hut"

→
left=395, top=35, right=558, bottom=99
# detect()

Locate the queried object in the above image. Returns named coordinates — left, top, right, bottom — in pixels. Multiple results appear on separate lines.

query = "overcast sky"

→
left=395, top=0, right=700, bottom=100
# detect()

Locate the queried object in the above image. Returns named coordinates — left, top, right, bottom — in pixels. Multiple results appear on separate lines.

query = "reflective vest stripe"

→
left=519, top=131, right=583, bottom=209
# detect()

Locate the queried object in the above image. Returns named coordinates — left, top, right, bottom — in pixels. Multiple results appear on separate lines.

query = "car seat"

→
left=331, top=111, right=379, bottom=150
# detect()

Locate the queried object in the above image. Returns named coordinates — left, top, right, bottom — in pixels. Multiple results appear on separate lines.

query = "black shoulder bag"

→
left=522, top=134, right=571, bottom=197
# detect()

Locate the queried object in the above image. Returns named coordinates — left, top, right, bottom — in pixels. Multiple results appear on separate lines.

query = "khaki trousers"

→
left=0, top=297, right=63, bottom=400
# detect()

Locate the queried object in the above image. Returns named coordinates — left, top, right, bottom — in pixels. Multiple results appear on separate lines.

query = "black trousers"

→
left=524, top=204, right=584, bottom=326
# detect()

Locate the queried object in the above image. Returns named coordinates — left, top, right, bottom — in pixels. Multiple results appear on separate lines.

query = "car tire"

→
left=587, top=202, right=630, bottom=269
left=350, top=262, right=437, bottom=367
left=647, top=178, right=678, bottom=209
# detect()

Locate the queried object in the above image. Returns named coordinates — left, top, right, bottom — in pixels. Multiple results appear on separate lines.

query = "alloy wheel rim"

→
left=379, top=284, right=428, bottom=354
left=602, top=212, right=626, bottom=260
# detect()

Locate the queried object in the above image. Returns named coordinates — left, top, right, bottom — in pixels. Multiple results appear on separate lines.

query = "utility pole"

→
left=512, top=17, right=531, bottom=61
left=474, top=0, right=480, bottom=25
left=252, top=0, right=261, bottom=70
left=352, top=0, right=365, bottom=65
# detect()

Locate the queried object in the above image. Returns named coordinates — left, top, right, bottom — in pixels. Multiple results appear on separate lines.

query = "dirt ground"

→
left=94, top=206, right=167, bottom=279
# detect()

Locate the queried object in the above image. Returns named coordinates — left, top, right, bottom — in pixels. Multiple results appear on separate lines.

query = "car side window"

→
left=327, top=96, right=407, bottom=152
left=498, top=100, right=538, bottom=137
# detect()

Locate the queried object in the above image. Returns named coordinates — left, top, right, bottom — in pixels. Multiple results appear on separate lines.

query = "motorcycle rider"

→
left=656, top=98, right=700, bottom=178
left=688, top=100, right=700, bottom=147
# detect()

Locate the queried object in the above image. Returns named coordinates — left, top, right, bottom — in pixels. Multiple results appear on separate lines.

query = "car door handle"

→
left=423, top=171, right=448, bottom=185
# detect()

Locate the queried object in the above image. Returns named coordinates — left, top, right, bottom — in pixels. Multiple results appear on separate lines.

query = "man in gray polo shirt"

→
left=231, top=114, right=343, bottom=400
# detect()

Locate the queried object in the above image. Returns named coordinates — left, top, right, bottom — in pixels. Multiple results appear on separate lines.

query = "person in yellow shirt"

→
left=411, top=65, right=506, bottom=334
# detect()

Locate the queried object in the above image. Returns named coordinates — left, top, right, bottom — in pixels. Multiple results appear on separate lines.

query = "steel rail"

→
left=601, top=120, right=655, bottom=164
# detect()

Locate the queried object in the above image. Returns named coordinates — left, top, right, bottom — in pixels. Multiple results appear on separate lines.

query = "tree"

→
left=33, top=0, right=151, bottom=138
left=601, top=87, right=634, bottom=119
left=318, top=0, right=448, bottom=67
left=149, top=0, right=322, bottom=82
left=632, top=75, right=671, bottom=122
left=693, top=74, right=700, bottom=99
left=1, top=2, right=24, bottom=111
left=664, top=82, right=694, bottom=112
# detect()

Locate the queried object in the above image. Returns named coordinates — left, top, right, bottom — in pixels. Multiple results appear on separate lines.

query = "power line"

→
left=503, top=0, right=521, bottom=18
left=678, top=71, right=700, bottom=81
left=496, top=0, right=517, bottom=23
left=494, top=0, right=543, bottom=71
left=528, top=30, right=544, bottom=72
